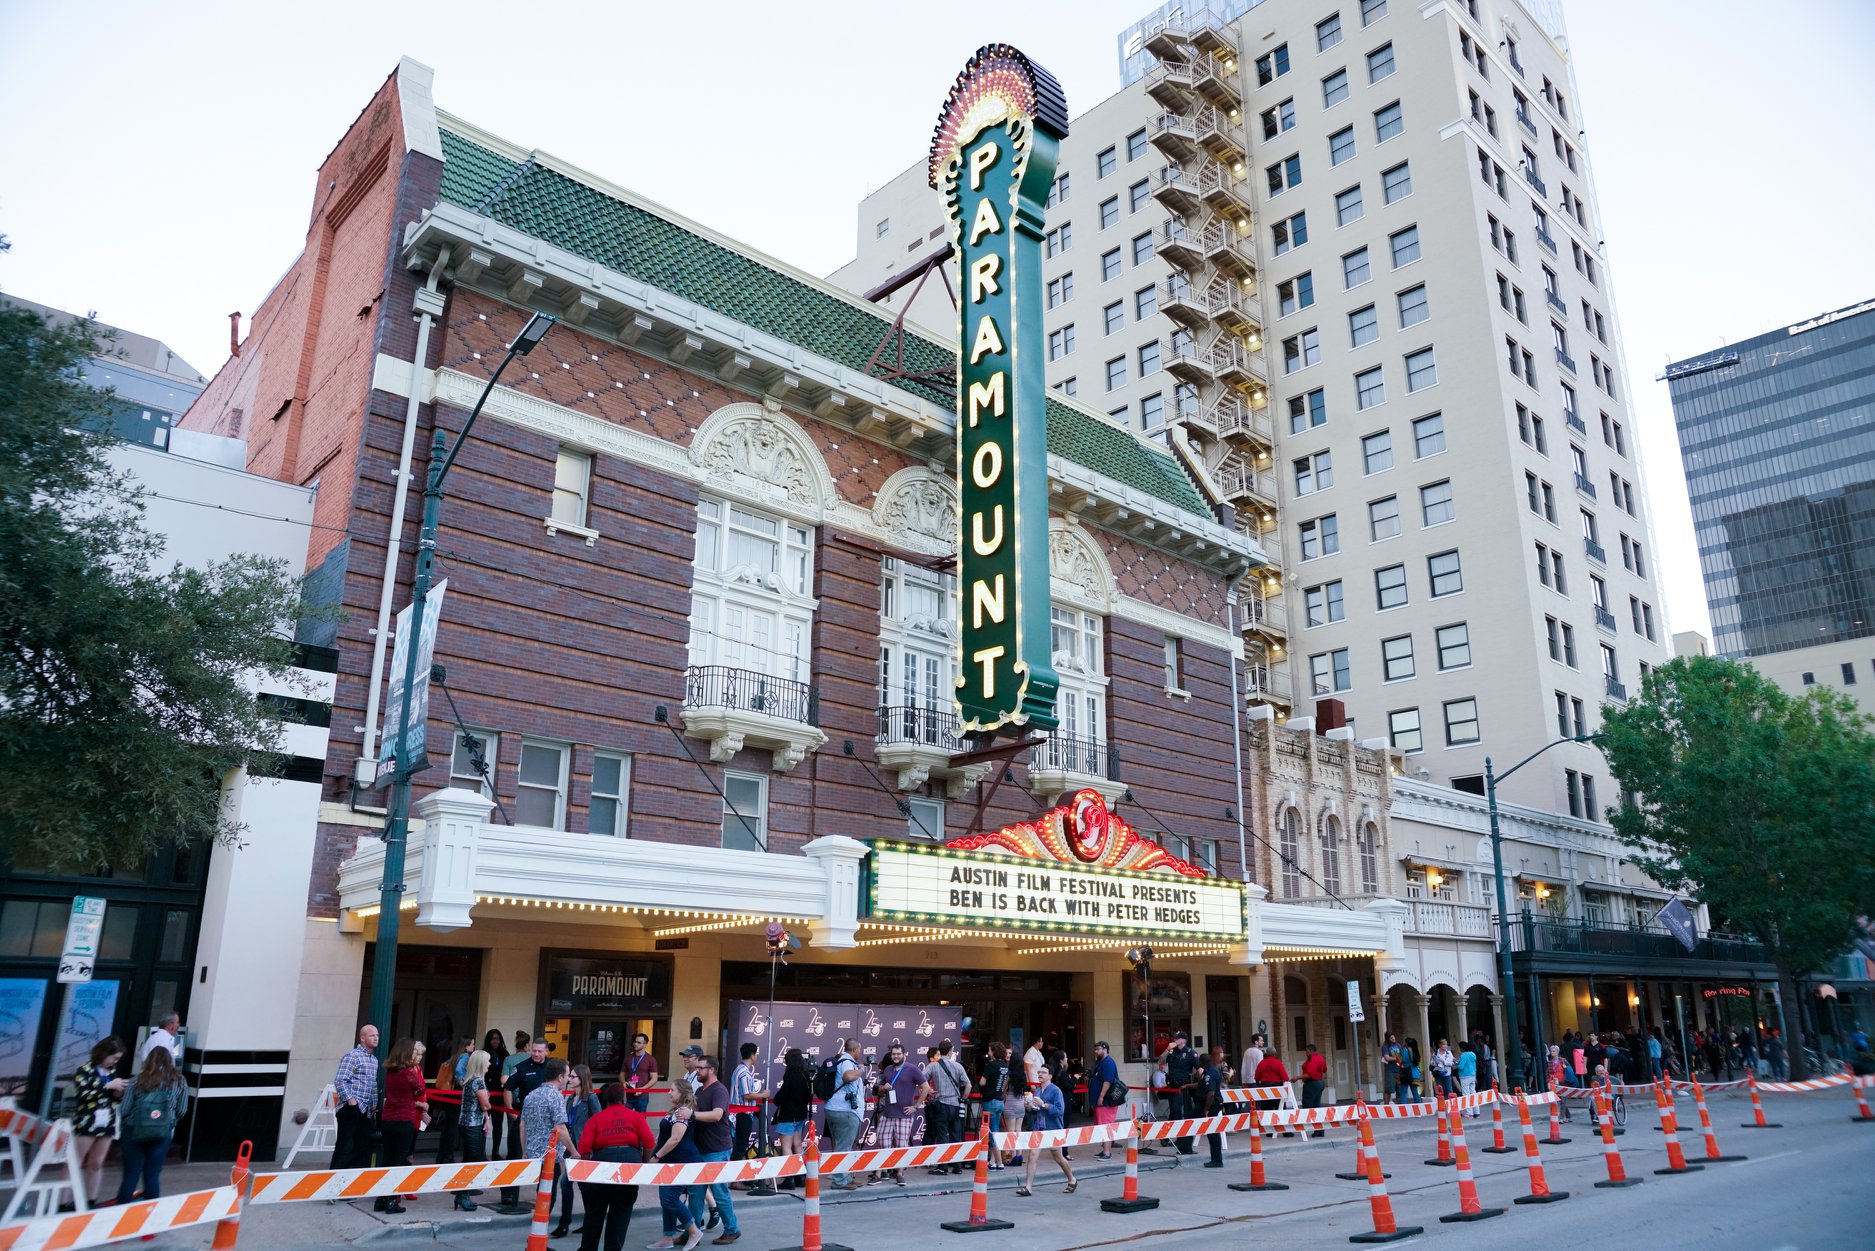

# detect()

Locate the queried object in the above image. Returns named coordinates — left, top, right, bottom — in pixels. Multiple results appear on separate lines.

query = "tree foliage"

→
left=1599, top=655, right=1875, bottom=1076
left=0, top=303, right=306, bottom=871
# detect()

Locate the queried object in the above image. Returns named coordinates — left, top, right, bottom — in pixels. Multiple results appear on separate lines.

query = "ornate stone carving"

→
left=692, top=408, right=821, bottom=510
left=874, top=470, right=959, bottom=547
left=1049, top=524, right=1112, bottom=607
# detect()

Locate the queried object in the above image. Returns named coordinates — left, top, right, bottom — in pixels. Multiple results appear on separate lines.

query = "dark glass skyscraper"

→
left=1667, top=299, right=1875, bottom=659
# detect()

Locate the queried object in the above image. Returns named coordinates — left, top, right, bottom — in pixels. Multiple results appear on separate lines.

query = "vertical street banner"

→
left=377, top=578, right=448, bottom=780
left=930, top=46, right=1069, bottom=734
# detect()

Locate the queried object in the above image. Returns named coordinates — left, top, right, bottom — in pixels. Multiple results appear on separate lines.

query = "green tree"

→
left=0, top=303, right=307, bottom=871
left=1598, top=655, right=1875, bottom=1079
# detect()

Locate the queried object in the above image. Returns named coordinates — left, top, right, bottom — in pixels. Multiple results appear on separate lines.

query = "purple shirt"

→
left=878, top=1061, right=925, bottom=1120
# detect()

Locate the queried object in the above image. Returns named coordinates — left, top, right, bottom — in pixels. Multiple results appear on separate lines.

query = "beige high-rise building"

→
left=832, top=0, right=1669, bottom=813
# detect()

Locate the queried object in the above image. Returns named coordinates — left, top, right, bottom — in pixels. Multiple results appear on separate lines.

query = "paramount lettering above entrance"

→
left=928, top=45, right=1069, bottom=734
left=866, top=789, right=1247, bottom=941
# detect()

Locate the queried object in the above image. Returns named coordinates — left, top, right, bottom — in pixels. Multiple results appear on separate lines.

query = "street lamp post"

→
left=1485, top=732, right=1602, bottom=1093
left=365, top=312, right=554, bottom=1060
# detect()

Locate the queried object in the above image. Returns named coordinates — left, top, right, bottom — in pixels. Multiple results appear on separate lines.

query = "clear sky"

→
left=3, top=0, right=1872, bottom=638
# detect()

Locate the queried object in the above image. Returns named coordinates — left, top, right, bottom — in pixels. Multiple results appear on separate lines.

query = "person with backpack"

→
left=114, top=1047, right=189, bottom=1204
left=925, top=1040, right=971, bottom=1175
left=772, top=1050, right=811, bottom=1191
left=1398, top=1038, right=1423, bottom=1103
left=980, top=1041, right=1015, bottom=1170
left=821, top=1038, right=865, bottom=1192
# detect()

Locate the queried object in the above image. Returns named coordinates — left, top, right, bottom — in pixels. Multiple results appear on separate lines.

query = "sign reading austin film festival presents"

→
left=868, top=790, right=1248, bottom=942
left=930, top=46, right=1068, bottom=734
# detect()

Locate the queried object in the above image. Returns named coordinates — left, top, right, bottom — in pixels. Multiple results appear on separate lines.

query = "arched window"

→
left=1320, top=814, right=1342, bottom=896
left=1279, top=808, right=1302, bottom=898
left=1358, top=822, right=1380, bottom=894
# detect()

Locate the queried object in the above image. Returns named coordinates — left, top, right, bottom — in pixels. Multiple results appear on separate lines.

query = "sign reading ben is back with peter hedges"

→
left=930, top=45, right=1068, bottom=734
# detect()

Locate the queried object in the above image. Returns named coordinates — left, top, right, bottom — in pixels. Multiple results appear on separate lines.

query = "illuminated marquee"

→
left=867, top=789, right=1248, bottom=941
left=929, top=45, right=1068, bottom=734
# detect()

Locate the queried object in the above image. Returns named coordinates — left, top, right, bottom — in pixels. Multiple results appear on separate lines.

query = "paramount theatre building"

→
left=179, top=59, right=1411, bottom=1150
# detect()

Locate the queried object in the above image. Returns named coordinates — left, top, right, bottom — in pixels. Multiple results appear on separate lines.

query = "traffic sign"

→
left=1347, top=978, right=1366, bottom=1023
left=57, top=896, right=105, bottom=984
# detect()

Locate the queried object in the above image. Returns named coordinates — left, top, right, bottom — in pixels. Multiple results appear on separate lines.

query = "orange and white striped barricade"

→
left=1510, top=1088, right=1568, bottom=1205
left=1545, top=1081, right=1573, bottom=1144
left=1424, top=1088, right=1453, bottom=1166
left=1591, top=1088, right=1641, bottom=1189
left=1853, top=1075, right=1874, bottom=1123
left=1651, top=1079, right=1702, bottom=1175
left=0, top=1115, right=83, bottom=1223
left=1481, top=1084, right=1516, bottom=1153
left=0, top=1184, right=240, bottom=1251
left=208, top=1140, right=254, bottom=1251
left=1685, top=1076, right=1745, bottom=1162
left=1437, top=1101, right=1504, bottom=1223
left=939, top=1116, right=1011, bottom=1234
left=522, top=1146, right=557, bottom=1251
left=1348, top=1105, right=1422, bottom=1244
left=1741, top=1073, right=1780, bottom=1128
left=0, top=1099, right=33, bottom=1189
left=280, top=1084, right=340, bottom=1170
left=1099, top=1124, right=1159, bottom=1214
left=773, top=1132, right=850, bottom=1251
left=247, top=1156, right=542, bottom=1205
left=1335, top=1097, right=1391, bottom=1180
left=1227, top=1110, right=1288, bottom=1192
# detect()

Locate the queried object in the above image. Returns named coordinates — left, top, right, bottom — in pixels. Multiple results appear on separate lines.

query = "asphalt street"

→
left=70, top=1089, right=1875, bottom=1250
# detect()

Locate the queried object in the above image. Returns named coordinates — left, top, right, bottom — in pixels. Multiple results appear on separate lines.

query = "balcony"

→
left=1144, top=55, right=1198, bottom=109
left=1166, top=337, right=1215, bottom=385
left=1193, top=52, right=1242, bottom=111
left=1517, top=110, right=1538, bottom=139
left=1604, top=674, right=1627, bottom=701
left=1244, top=663, right=1293, bottom=704
left=1555, top=347, right=1577, bottom=373
left=1524, top=165, right=1548, bottom=197
left=1151, top=165, right=1201, bottom=217
left=1150, top=110, right=1199, bottom=162
left=1209, top=335, right=1268, bottom=394
left=1574, top=471, right=1596, bottom=498
left=1507, top=917, right=1769, bottom=968
left=1029, top=733, right=1123, bottom=804
left=1188, top=18, right=1235, bottom=59
left=1143, top=25, right=1190, bottom=61
left=1244, top=588, right=1285, bottom=638
left=1593, top=604, right=1618, bottom=633
left=1544, top=288, right=1568, bottom=315
left=1200, top=216, right=1257, bottom=279
left=1161, top=277, right=1209, bottom=328
left=681, top=664, right=826, bottom=772
left=1194, top=105, right=1246, bottom=164
left=1195, top=158, right=1252, bottom=219
left=1583, top=536, right=1606, bottom=563
left=1535, top=226, right=1558, bottom=254
left=875, top=706, right=991, bottom=797
left=1219, top=463, right=1279, bottom=510
left=1157, top=221, right=1203, bottom=273
left=1564, top=410, right=1587, bottom=436
left=1412, top=899, right=1494, bottom=938
left=1204, top=277, right=1261, bottom=338
left=1172, top=391, right=1209, bottom=433
left=1212, top=393, right=1272, bottom=446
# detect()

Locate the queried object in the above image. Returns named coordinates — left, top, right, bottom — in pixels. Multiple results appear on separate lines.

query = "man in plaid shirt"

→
left=870, top=1042, right=928, bottom=1185
left=331, top=1024, right=380, bottom=1169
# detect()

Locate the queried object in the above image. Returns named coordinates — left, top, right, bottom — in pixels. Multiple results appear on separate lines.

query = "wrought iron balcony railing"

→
left=684, top=665, right=818, bottom=726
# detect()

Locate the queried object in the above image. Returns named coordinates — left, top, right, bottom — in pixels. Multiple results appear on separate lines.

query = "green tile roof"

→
left=435, top=127, right=1211, bottom=520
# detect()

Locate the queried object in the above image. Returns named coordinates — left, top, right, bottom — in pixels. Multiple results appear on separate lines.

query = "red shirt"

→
left=1254, top=1056, right=1290, bottom=1085
left=1301, top=1053, right=1328, bottom=1082
left=382, top=1066, right=428, bottom=1125
left=578, top=1104, right=657, bottom=1157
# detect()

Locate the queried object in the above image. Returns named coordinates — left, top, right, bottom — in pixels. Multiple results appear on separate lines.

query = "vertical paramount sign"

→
left=929, top=45, right=1069, bottom=734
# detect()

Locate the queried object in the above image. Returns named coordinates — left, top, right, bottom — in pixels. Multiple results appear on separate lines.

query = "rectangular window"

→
left=1369, top=494, right=1400, bottom=540
left=1262, top=98, right=1298, bottom=137
left=1443, top=698, right=1480, bottom=745
left=1104, top=301, right=1124, bottom=334
left=1132, top=232, right=1154, bottom=265
left=1398, top=283, right=1429, bottom=328
left=1046, top=224, right=1072, bottom=256
left=1058, top=376, right=1077, bottom=396
left=1330, top=126, right=1357, bottom=165
left=1129, top=179, right=1150, bottom=212
left=1374, top=101, right=1404, bottom=141
left=1375, top=563, right=1407, bottom=609
left=876, top=219, right=890, bottom=238
left=1344, top=247, right=1371, bottom=287
left=552, top=447, right=593, bottom=527
left=1272, top=211, right=1309, bottom=253
left=1389, top=707, right=1422, bottom=752
left=1412, top=412, right=1444, bottom=457
left=1311, top=647, right=1353, bottom=694
left=1323, top=68, right=1350, bottom=107
left=1134, top=285, right=1156, bottom=319
left=722, top=770, right=768, bottom=851
left=1367, top=42, right=1396, bottom=81
left=1047, top=274, right=1075, bottom=308
left=1318, top=14, right=1344, bottom=51
left=1278, top=272, right=1316, bottom=315
left=1300, top=514, right=1340, bottom=559
left=1266, top=153, right=1304, bottom=196
left=1335, top=184, right=1365, bottom=225
left=1420, top=479, right=1454, bottom=525
left=1381, top=161, right=1412, bottom=203
left=1382, top=634, right=1415, bottom=681
left=517, top=739, right=571, bottom=829
left=1048, top=325, right=1075, bottom=359
left=1349, top=303, right=1379, bottom=346
left=1355, top=365, right=1385, bottom=409
left=1390, top=224, right=1421, bottom=266
left=451, top=728, right=499, bottom=797
left=1428, top=549, right=1463, bottom=596
left=1099, top=197, right=1120, bottom=229
left=1405, top=346, right=1437, bottom=391
left=1362, top=428, right=1393, bottom=474
left=1289, top=388, right=1327, bottom=432
left=1362, top=0, right=1388, bottom=24
left=1282, top=328, right=1322, bottom=372
left=1126, top=128, right=1149, bottom=161
left=1256, top=43, right=1292, bottom=85
left=1047, top=173, right=1070, bottom=207
left=1101, top=248, right=1122, bottom=280
left=1305, top=579, right=1346, bottom=626
left=1138, top=341, right=1161, bottom=375
left=1140, top=391, right=1164, bottom=428
left=1436, top=622, right=1470, bottom=670
left=1097, top=146, right=1117, bottom=178
left=588, top=751, right=631, bottom=836
left=1105, top=356, right=1127, bottom=390
left=1295, top=449, right=1334, bottom=494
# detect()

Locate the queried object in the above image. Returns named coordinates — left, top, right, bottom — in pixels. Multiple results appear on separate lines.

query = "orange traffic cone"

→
left=1852, top=1076, right=1874, bottom=1123
left=1437, top=1102, right=1504, bottom=1223
left=1228, top=1110, right=1289, bottom=1192
left=209, top=1140, right=254, bottom=1250
left=1651, top=1079, right=1703, bottom=1175
left=1100, top=1127, right=1160, bottom=1213
left=523, top=1146, right=557, bottom=1251
left=1592, top=1088, right=1642, bottom=1189
left=1741, top=1073, right=1781, bottom=1129
left=1480, top=1084, right=1516, bottom=1153
left=940, top=1115, right=1014, bottom=1233
left=776, top=1129, right=853, bottom=1251
left=1510, top=1089, right=1569, bottom=1205
left=1688, top=1077, right=1746, bottom=1162
left=1424, top=1088, right=1454, bottom=1166
left=1349, top=1106, right=1423, bottom=1244
left=1337, top=1095, right=1388, bottom=1180
left=1547, top=1082, right=1573, bottom=1144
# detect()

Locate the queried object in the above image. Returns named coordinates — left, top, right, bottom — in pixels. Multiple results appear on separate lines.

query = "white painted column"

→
left=413, top=788, right=495, bottom=930
left=802, top=835, right=869, bottom=950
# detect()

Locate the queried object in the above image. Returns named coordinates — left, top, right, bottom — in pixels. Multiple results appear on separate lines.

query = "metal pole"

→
left=1485, top=756, right=1526, bottom=1105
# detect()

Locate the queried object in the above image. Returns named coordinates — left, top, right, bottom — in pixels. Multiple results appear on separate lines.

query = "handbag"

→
left=1101, top=1078, right=1130, bottom=1107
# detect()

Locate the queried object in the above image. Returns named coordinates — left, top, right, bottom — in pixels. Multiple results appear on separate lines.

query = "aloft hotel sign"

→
left=928, top=45, right=1069, bottom=734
